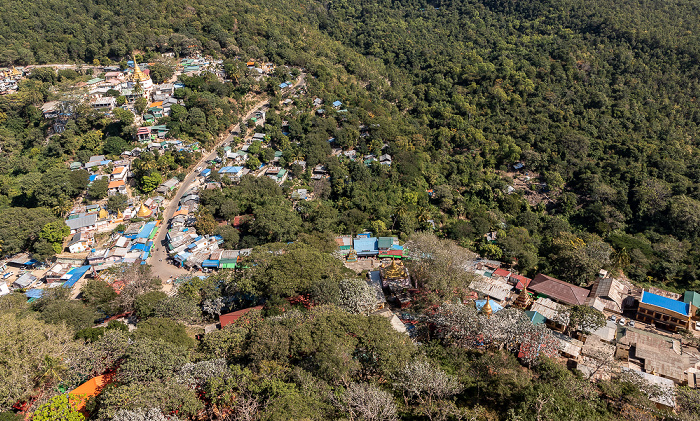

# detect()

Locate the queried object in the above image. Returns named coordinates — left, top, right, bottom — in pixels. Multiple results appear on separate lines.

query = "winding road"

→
left=148, top=74, right=306, bottom=280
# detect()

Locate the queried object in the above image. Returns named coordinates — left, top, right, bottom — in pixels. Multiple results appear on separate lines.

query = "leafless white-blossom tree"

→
left=340, top=382, right=398, bottom=421
left=393, top=360, right=463, bottom=421
left=176, top=358, right=230, bottom=389
left=337, top=278, right=378, bottom=315
left=112, top=408, right=180, bottom=421
left=430, top=303, right=559, bottom=365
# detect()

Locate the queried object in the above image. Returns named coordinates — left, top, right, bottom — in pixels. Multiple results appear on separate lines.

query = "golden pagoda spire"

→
left=137, top=202, right=151, bottom=218
left=117, top=209, right=123, bottom=219
left=482, top=296, right=493, bottom=318
left=383, top=258, right=405, bottom=279
left=131, top=56, right=150, bottom=83
left=98, top=207, right=109, bottom=220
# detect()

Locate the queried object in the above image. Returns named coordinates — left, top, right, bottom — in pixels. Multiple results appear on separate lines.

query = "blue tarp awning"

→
left=202, top=260, right=219, bottom=268
left=62, top=265, right=91, bottom=289
left=25, top=288, right=43, bottom=299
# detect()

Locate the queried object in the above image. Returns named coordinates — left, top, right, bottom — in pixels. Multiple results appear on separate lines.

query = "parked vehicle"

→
left=628, top=320, right=636, bottom=327
left=618, top=317, right=626, bottom=325
left=2, top=271, right=13, bottom=279
left=609, top=315, right=617, bottom=322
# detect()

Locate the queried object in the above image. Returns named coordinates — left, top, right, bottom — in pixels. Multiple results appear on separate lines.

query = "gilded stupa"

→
left=98, top=207, right=109, bottom=220
left=380, top=258, right=411, bottom=289
left=137, top=202, right=152, bottom=218
left=513, top=287, right=532, bottom=309
left=117, top=209, right=123, bottom=219
left=129, top=57, right=153, bottom=92
left=481, top=296, right=493, bottom=317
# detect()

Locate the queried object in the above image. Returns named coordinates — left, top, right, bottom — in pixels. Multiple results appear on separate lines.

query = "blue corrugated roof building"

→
left=137, top=221, right=157, bottom=239
left=202, top=260, right=219, bottom=268
left=353, top=237, right=378, bottom=256
left=640, top=291, right=690, bottom=316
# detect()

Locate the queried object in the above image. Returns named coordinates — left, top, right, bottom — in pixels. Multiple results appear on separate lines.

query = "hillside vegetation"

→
left=2, top=0, right=700, bottom=286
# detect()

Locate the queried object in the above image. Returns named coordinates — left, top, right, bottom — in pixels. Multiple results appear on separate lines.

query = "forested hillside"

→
left=3, top=0, right=700, bottom=420
left=2, top=0, right=700, bottom=286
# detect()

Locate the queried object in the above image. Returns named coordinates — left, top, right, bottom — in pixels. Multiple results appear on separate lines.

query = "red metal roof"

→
left=511, top=274, right=532, bottom=290
left=528, top=274, right=589, bottom=306
left=493, top=268, right=511, bottom=278
left=219, top=305, right=263, bottom=328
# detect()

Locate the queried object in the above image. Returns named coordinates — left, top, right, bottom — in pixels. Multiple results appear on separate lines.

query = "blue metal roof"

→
left=130, top=243, right=147, bottom=251
left=353, top=237, right=378, bottom=255
left=137, top=221, right=157, bottom=239
left=333, top=100, right=342, bottom=107
left=202, top=260, right=219, bottom=268
left=62, top=266, right=91, bottom=289
left=475, top=299, right=503, bottom=313
left=641, top=291, right=690, bottom=316
left=201, top=169, right=211, bottom=176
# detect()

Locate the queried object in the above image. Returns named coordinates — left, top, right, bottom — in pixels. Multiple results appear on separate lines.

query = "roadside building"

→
left=636, top=290, right=695, bottom=332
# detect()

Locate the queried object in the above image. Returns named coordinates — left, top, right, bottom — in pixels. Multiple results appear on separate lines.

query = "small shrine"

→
left=98, top=207, right=109, bottom=220
left=346, top=249, right=358, bottom=262
left=513, top=287, right=532, bottom=309
left=380, top=258, right=411, bottom=289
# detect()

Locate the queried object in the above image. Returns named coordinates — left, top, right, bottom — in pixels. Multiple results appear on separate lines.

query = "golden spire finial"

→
left=482, top=296, right=493, bottom=317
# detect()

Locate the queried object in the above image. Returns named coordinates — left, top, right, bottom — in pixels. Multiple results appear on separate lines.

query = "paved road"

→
left=148, top=73, right=306, bottom=280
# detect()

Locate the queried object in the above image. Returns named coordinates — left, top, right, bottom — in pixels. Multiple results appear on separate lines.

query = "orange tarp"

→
left=69, top=374, right=113, bottom=411
left=173, top=208, right=189, bottom=217
left=149, top=101, right=163, bottom=108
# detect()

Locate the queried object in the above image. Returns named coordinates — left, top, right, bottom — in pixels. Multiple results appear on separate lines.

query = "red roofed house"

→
left=528, top=274, right=589, bottom=306
left=137, top=127, right=151, bottom=142
left=493, top=268, right=511, bottom=279
left=219, top=305, right=264, bottom=328
left=510, top=274, right=532, bottom=291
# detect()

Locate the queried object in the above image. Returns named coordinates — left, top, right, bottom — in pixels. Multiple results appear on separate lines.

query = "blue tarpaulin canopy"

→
left=62, top=266, right=91, bottom=289
left=202, top=260, right=219, bottom=268
left=25, top=288, right=43, bottom=299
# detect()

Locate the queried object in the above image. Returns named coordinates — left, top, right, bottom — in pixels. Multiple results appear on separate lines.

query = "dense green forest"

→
left=3, top=0, right=700, bottom=419
left=3, top=0, right=700, bottom=292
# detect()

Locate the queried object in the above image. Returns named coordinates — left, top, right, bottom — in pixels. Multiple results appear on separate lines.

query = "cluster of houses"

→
left=0, top=66, right=23, bottom=94
left=85, top=220, right=160, bottom=272
left=461, top=262, right=700, bottom=405
left=0, top=252, right=93, bottom=301
left=163, top=186, right=252, bottom=271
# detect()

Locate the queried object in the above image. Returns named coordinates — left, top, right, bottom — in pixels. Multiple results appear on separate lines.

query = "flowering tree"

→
left=175, top=358, right=229, bottom=389
left=430, top=303, right=559, bottom=365
left=111, top=408, right=180, bottom=421
left=339, top=383, right=398, bottom=421
left=403, top=233, right=477, bottom=296
left=518, top=327, right=560, bottom=367
left=337, top=278, right=378, bottom=315
left=393, top=361, right=463, bottom=421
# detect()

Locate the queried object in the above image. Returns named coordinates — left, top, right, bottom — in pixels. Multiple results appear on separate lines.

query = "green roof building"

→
left=684, top=291, right=700, bottom=308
